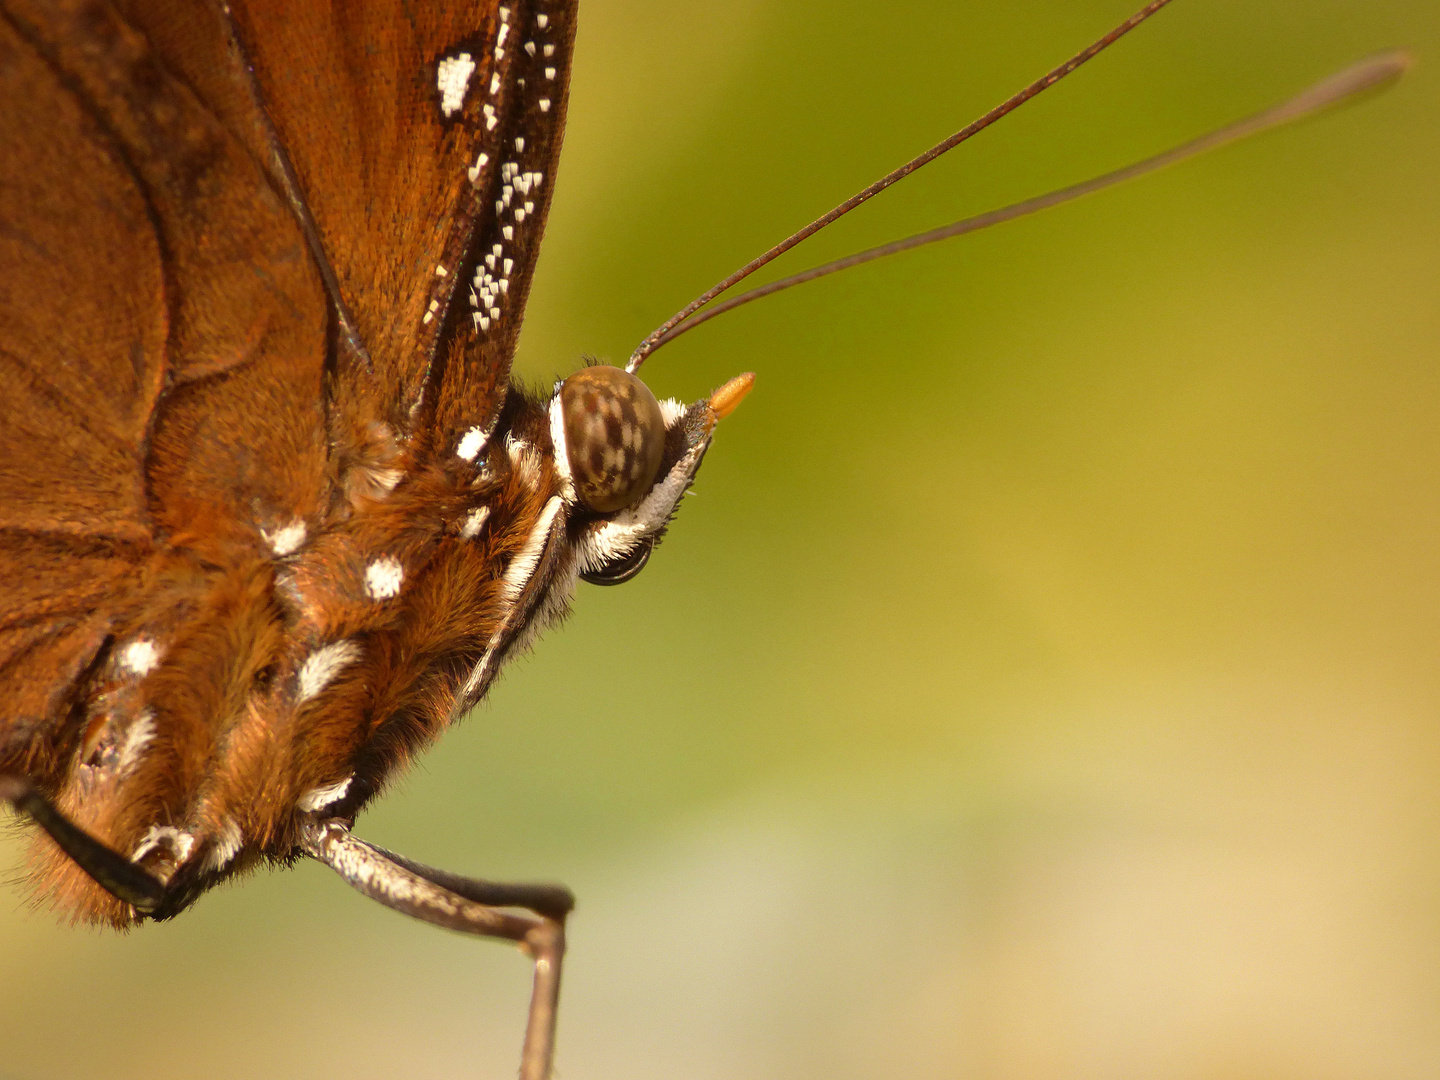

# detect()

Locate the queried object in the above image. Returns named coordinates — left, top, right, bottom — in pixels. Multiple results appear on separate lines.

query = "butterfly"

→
left=0, top=0, right=729, bottom=1073
left=0, top=1, right=1405, bottom=1077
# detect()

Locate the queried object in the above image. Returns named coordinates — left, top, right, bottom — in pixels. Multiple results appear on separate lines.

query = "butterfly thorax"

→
left=11, top=387, right=568, bottom=925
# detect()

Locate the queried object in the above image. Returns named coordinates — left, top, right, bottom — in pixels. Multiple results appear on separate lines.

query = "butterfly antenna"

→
left=642, top=50, right=1411, bottom=352
left=626, top=0, right=1180, bottom=372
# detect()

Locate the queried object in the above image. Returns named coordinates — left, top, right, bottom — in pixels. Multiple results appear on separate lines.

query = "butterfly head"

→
left=547, top=366, right=753, bottom=586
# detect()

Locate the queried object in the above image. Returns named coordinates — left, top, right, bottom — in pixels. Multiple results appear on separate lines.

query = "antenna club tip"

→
left=709, top=372, right=756, bottom=420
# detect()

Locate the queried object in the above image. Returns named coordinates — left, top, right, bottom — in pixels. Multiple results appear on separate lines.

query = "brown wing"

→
left=222, top=0, right=577, bottom=441
left=0, top=0, right=329, bottom=771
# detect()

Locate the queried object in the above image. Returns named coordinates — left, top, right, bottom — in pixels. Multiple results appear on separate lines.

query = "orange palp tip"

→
left=709, top=372, right=756, bottom=420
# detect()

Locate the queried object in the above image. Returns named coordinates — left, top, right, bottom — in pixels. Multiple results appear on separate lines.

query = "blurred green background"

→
left=4, top=1, right=1439, bottom=1076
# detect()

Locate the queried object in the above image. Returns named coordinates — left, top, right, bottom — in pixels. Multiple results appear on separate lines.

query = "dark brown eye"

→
left=559, top=365, right=666, bottom=513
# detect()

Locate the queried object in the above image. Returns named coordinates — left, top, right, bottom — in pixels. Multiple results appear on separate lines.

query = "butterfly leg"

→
left=299, top=818, right=568, bottom=1080
left=0, top=775, right=166, bottom=913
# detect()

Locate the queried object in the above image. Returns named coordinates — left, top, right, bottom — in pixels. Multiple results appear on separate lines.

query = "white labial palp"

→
left=547, top=388, right=575, bottom=503
left=577, top=436, right=708, bottom=572
left=657, top=397, right=686, bottom=427
left=457, top=496, right=565, bottom=709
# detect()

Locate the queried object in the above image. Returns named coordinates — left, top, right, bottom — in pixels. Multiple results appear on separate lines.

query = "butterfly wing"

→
left=0, top=0, right=330, bottom=775
left=221, top=0, right=577, bottom=439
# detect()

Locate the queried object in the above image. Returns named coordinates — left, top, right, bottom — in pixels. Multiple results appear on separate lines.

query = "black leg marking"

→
left=0, top=775, right=165, bottom=912
left=300, top=819, right=568, bottom=1080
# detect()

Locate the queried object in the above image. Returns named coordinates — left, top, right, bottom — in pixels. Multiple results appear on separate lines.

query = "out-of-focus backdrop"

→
left=3, top=1, right=1438, bottom=1077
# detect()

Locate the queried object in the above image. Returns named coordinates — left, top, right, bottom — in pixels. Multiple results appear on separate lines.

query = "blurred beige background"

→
left=3, top=1, right=1438, bottom=1077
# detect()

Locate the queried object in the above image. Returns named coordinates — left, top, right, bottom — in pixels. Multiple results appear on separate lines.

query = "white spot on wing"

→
left=467, top=151, right=489, bottom=184
left=264, top=519, right=307, bottom=557
left=364, top=557, right=404, bottom=601
left=436, top=53, right=477, bottom=117
left=119, top=639, right=160, bottom=677
left=297, top=641, right=361, bottom=703
left=457, top=426, right=488, bottom=461
left=298, top=775, right=354, bottom=813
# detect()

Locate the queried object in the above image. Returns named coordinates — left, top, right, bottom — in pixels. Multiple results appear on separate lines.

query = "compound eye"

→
left=560, top=365, right=666, bottom=513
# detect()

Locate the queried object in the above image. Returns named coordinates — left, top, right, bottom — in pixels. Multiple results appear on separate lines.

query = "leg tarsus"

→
left=519, top=918, right=565, bottom=1080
